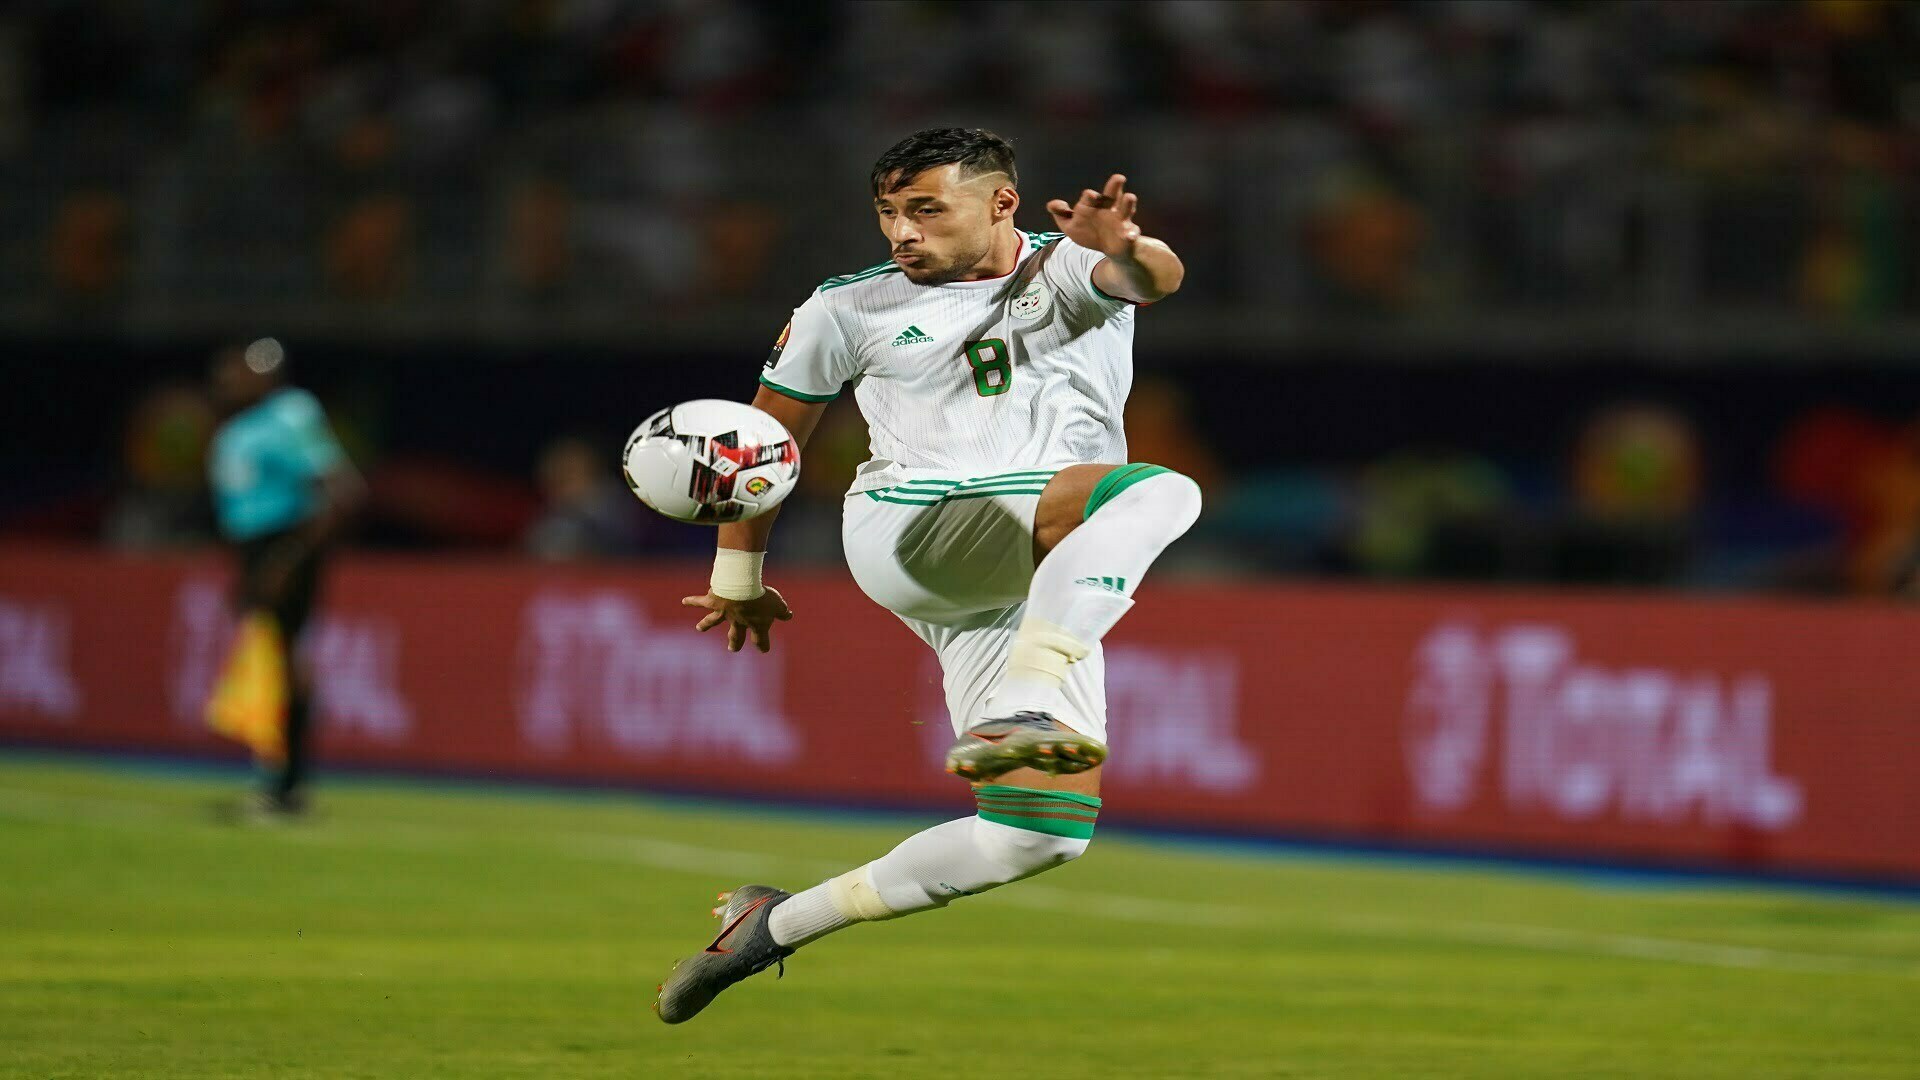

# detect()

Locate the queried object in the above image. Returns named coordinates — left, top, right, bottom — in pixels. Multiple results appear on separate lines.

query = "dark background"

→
left=4, top=0, right=1919, bottom=594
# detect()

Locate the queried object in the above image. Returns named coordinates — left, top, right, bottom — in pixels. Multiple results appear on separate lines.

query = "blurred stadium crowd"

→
left=3, top=1, right=1919, bottom=596
left=8, top=0, right=1920, bottom=319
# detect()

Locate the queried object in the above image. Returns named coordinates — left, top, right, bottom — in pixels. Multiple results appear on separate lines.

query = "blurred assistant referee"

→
left=207, top=339, right=364, bottom=817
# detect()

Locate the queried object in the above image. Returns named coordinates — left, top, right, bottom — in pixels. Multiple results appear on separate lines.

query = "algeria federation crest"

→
left=1010, top=282, right=1051, bottom=321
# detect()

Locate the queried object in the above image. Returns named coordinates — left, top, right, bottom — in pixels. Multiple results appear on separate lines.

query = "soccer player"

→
left=207, top=339, right=363, bottom=818
left=655, top=129, right=1198, bottom=1022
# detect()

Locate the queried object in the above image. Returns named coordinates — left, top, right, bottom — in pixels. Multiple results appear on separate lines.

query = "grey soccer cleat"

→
left=944, top=711, right=1107, bottom=782
left=653, top=884, right=794, bottom=1024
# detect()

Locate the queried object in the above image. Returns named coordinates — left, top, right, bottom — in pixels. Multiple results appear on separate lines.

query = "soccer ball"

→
left=621, top=400, right=801, bottom=524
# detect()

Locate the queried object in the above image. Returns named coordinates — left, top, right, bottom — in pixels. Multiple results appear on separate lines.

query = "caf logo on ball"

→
left=744, top=477, right=772, bottom=496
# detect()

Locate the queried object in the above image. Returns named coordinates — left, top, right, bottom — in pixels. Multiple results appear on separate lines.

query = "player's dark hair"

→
left=870, top=128, right=1017, bottom=196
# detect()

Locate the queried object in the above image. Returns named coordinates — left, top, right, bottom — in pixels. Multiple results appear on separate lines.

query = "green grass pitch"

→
left=2, top=754, right=1917, bottom=1079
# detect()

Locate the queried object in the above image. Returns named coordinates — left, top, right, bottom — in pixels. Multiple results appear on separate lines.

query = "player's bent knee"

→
left=1084, top=464, right=1203, bottom=532
left=974, top=817, right=1090, bottom=876
left=972, top=784, right=1100, bottom=879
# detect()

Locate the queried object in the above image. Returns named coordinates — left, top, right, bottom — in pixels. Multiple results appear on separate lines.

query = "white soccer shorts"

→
left=840, top=471, right=1108, bottom=742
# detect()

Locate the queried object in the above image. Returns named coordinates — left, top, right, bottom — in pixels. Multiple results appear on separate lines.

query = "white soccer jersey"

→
left=761, top=230, right=1139, bottom=494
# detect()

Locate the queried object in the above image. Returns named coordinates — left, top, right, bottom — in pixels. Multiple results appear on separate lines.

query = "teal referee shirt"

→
left=208, top=388, right=347, bottom=542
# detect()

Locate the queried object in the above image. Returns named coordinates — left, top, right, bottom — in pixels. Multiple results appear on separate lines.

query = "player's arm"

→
left=683, top=285, right=856, bottom=655
left=681, top=387, right=827, bottom=654
left=1046, top=173, right=1184, bottom=304
left=714, top=387, right=828, bottom=556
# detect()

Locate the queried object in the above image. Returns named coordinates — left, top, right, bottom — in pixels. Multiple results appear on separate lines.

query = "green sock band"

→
left=974, top=785, right=1102, bottom=840
left=1085, top=463, right=1174, bottom=519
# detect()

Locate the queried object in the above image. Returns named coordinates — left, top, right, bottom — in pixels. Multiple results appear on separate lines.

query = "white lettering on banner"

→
left=168, top=578, right=413, bottom=742
left=1105, top=647, right=1256, bottom=792
left=170, top=579, right=228, bottom=726
left=0, top=597, right=81, bottom=719
left=1405, top=621, right=1803, bottom=830
left=917, top=646, right=1257, bottom=793
left=516, top=591, right=798, bottom=765
left=307, top=618, right=412, bottom=742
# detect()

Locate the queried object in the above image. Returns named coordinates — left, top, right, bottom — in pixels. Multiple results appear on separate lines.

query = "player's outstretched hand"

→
left=682, top=588, right=794, bottom=654
left=1045, top=173, right=1141, bottom=258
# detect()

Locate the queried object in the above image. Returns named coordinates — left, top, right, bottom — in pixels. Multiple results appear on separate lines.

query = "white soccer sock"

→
left=768, top=789, right=1099, bottom=949
left=764, top=884, right=851, bottom=948
left=987, top=468, right=1203, bottom=720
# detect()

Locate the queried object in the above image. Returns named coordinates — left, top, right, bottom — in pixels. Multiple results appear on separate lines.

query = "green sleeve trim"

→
left=976, top=809, right=1097, bottom=840
left=975, top=784, right=1103, bottom=810
left=1091, top=278, right=1137, bottom=306
left=758, top=374, right=838, bottom=403
left=1085, top=464, right=1173, bottom=518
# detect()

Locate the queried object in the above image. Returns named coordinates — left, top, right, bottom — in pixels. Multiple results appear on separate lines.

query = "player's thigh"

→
left=915, top=608, right=1108, bottom=742
left=842, top=491, right=1039, bottom=624
left=1032, top=464, right=1124, bottom=563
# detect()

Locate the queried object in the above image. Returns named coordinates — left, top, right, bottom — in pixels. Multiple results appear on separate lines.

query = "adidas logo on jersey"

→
left=890, top=325, right=934, bottom=347
left=1074, top=576, right=1128, bottom=594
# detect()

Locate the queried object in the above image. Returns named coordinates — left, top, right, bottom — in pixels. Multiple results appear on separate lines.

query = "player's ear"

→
left=993, top=185, right=1019, bottom=222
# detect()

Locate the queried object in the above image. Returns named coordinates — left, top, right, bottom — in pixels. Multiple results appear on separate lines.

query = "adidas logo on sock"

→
left=1074, top=576, right=1128, bottom=594
left=890, top=325, right=934, bottom=346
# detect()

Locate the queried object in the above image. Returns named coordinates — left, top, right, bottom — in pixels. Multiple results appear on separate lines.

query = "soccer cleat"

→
left=653, top=884, right=794, bottom=1024
left=944, top=711, right=1107, bottom=782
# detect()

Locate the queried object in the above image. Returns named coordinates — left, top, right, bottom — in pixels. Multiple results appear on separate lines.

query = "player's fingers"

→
left=775, top=606, right=795, bottom=621
left=1079, top=188, right=1103, bottom=208
left=727, top=623, right=745, bottom=653
left=681, top=594, right=716, bottom=609
left=1104, top=173, right=1127, bottom=201
left=695, top=611, right=726, bottom=632
left=1120, top=192, right=1139, bottom=219
left=752, top=624, right=772, bottom=653
left=1046, top=199, right=1074, bottom=221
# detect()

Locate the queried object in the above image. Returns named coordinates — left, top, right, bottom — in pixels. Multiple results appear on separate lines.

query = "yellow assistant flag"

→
left=206, top=611, right=288, bottom=764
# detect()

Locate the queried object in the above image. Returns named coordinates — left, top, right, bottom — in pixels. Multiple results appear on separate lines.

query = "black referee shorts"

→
left=235, top=528, right=325, bottom=640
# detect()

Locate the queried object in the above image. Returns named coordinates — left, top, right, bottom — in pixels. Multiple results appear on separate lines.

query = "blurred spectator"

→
left=1781, top=407, right=1920, bottom=595
left=507, top=179, right=570, bottom=297
left=1305, top=168, right=1427, bottom=309
left=103, top=383, right=215, bottom=550
left=49, top=192, right=130, bottom=297
left=325, top=194, right=412, bottom=300
left=1351, top=450, right=1512, bottom=579
left=525, top=436, right=645, bottom=561
left=1557, top=403, right=1701, bottom=585
left=1123, top=378, right=1225, bottom=497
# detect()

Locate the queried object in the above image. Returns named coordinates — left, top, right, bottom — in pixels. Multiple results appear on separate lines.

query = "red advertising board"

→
left=2, top=545, right=1917, bottom=882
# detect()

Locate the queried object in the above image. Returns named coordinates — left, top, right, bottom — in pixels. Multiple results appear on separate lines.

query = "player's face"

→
left=873, top=164, right=1015, bottom=286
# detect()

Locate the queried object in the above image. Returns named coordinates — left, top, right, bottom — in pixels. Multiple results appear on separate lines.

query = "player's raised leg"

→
left=654, top=766, right=1101, bottom=1024
left=946, top=462, right=1202, bottom=781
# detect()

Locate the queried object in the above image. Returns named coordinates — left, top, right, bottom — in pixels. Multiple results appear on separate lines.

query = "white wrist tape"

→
left=710, top=548, right=767, bottom=601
